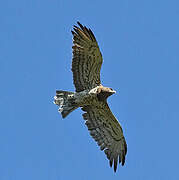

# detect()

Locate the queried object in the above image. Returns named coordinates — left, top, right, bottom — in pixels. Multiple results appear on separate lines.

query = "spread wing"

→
left=82, top=103, right=127, bottom=172
left=71, top=22, right=103, bottom=92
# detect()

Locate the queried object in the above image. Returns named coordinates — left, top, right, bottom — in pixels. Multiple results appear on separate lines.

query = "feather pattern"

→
left=55, top=22, right=127, bottom=172
left=82, top=102, right=127, bottom=172
left=71, top=22, right=103, bottom=92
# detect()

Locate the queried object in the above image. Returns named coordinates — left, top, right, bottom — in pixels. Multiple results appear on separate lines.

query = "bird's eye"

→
left=110, top=88, right=113, bottom=91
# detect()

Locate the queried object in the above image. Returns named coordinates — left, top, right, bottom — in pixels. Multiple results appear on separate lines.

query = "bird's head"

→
left=96, top=86, right=116, bottom=101
left=108, top=88, right=116, bottom=95
left=100, top=87, right=116, bottom=98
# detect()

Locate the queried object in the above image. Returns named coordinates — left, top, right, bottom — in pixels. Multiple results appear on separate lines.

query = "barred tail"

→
left=54, top=90, right=77, bottom=118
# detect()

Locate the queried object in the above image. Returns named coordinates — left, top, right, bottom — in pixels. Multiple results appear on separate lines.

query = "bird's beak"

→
left=112, top=90, right=116, bottom=94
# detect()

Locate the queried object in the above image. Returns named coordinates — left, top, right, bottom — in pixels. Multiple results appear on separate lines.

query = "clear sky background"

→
left=0, top=0, right=179, bottom=179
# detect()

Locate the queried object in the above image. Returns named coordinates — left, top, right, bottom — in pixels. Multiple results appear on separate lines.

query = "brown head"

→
left=97, top=87, right=116, bottom=101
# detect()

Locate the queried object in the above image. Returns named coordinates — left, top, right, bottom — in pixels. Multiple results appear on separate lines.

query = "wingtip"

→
left=77, top=21, right=82, bottom=26
left=109, top=160, right=113, bottom=167
left=77, top=21, right=85, bottom=31
left=122, top=157, right=125, bottom=166
left=73, top=25, right=78, bottom=29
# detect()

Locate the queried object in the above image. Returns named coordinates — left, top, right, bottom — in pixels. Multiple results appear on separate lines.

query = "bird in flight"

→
left=54, top=22, right=127, bottom=172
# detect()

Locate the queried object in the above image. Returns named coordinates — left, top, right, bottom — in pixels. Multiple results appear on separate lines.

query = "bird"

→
left=54, top=22, right=127, bottom=172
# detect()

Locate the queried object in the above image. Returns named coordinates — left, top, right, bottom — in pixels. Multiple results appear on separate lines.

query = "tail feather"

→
left=54, top=90, right=77, bottom=118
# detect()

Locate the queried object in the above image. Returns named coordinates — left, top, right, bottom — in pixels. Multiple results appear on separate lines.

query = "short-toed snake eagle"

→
left=54, top=22, right=127, bottom=172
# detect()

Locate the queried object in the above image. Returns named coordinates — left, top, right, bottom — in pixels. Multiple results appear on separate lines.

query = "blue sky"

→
left=1, top=0, right=179, bottom=179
